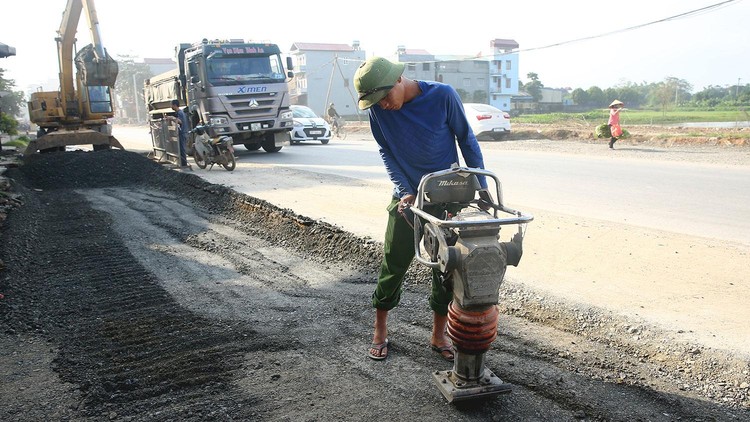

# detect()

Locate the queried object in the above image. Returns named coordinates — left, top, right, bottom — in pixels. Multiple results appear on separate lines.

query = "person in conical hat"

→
left=607, top=100, right=624, bottom=149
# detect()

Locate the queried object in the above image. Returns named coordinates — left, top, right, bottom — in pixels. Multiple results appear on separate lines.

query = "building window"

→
left=505, top=78, right=511, bottom=89
left=422, top=63, right=430, bottom=71
left=407, top=63, right=416, bottom=71
left=505, top=60, right=511, bottom=71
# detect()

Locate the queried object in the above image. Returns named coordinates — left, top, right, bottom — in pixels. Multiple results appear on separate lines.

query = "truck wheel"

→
left=262, top=144, right=282, bottom=153
left=243, top=143, right=261, bottom=151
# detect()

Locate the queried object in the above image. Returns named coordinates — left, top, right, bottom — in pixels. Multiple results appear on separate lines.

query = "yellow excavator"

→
left=25, top=0, right=123, bottom=154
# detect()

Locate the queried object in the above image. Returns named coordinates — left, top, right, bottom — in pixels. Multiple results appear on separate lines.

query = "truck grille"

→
left=223, top=93, right=279, bottom=119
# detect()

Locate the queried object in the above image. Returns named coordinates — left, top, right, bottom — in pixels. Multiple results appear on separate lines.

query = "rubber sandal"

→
left=368, top=339, right=389, bottom=361
left=431, top=344, right=455, bottom=362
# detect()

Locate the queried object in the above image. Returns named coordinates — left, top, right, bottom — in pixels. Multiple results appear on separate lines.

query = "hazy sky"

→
left=2, top=0, right=748, bottom=93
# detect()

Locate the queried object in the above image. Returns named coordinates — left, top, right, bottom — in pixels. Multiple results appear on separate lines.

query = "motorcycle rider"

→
left=327, top=102, right=341, bottom=133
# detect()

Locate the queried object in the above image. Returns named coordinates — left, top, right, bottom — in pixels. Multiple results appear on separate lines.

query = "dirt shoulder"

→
left=507, top=122, right=750, bottom=147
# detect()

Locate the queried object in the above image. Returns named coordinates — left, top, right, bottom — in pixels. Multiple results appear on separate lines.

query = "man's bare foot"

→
left=370, top=308, right=389, bottom=360
left=368, top=339, right=389, bottom=360
left=430, top=343, right=455, bottom=361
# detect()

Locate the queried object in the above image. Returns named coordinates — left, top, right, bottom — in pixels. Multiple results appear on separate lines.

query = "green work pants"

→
left=372, top=197, right=460, bottom=316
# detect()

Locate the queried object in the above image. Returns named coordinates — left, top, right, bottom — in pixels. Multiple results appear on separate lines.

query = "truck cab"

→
left=178, top=39, right=294, bottom=153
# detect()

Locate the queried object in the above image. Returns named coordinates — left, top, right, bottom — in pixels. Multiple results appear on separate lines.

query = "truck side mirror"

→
left=286, top=56, right=294, bottom=71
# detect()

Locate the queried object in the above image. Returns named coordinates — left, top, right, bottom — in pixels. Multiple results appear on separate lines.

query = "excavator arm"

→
left=26, top=0, right=122, bottom=154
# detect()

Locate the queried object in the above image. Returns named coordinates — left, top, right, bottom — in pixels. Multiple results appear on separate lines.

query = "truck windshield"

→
left=206, top=55, right=286, bottom=86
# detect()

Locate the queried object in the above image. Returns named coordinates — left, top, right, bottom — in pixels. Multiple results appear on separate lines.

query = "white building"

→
left=481, top=39, right=519, bottom=112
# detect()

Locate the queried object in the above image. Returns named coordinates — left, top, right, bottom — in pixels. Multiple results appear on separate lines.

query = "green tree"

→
left=523, top=72, right=543, bottom=102
left=472, top=90, right=487, bottom=103
left=691, top=85, right=727, bottom=107
left=0, top=68, right=25, bottom=117
left=114, top=56, right=153, bottom=123
left=0, top=112, right=18, bottom=135
left=570, top=88, right=589, bottom=106
left=586, top=86, right=607, bottom=107
left=614, top=83, right=647, bottom=108
left=649, top=77, right=693, bottom=112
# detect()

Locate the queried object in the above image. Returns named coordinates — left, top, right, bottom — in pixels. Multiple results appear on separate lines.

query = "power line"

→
left=517, top=0, right=742, bottom=55
left=333, top=0, right=743, bottom=67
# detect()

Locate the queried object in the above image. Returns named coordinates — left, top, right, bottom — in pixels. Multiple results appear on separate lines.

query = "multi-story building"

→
left=286, top=38, right=518, bottom=116
left=481, top=39, right=519, bottom=112
left=434, top=60, right=489, bottom=104
left=392, top=47, right=489, bottom=104
left=287, top=41, right=366, bottom=118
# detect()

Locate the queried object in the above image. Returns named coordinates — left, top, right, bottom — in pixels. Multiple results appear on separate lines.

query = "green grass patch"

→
left=3, top=138, right=30, bottom=148
left=514, top=109, right=750, bottom=125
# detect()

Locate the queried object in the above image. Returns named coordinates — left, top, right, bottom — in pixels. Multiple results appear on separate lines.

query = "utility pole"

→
left=324, top=55, right=336, bottom=116
left=133, top=73, right=141, bottom=123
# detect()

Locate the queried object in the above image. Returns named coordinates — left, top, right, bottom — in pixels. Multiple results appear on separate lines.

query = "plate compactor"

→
left=407, top=166, right=533, bottom=403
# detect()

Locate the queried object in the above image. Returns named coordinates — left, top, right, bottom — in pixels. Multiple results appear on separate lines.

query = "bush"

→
left=595, top=123, right=611, bottom=138
left=595, top=124, right=629, bottom=138
left=4, top=135, right=30, bottom=148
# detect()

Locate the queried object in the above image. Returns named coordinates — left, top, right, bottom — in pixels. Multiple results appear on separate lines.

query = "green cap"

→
left=354, top=57, right=405, bottom=110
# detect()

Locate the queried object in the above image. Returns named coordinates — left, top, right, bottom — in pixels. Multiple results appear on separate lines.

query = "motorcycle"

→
left=190, top=124, right=235, bottom=171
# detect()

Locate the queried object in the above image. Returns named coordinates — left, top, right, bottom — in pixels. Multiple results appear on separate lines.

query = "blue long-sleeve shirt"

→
left=368, top=80, right=487, bottom=198
left=175, top=108, right=189, bottom=137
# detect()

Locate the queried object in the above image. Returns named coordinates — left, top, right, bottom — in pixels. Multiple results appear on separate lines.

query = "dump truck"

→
left=144, top=39, right=294, bottom=154
left=26, top=0, right=123, bottom=154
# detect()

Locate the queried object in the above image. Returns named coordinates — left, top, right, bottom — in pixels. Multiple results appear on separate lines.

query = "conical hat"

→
left=609, top=100, right=624, bottom=108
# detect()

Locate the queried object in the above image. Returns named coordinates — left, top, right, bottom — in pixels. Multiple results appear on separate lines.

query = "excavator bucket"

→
left=75, top=44, right=118, bottom=87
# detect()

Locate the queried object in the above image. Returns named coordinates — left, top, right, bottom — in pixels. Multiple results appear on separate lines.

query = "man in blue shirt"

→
left=355, top=57, right=490, bottom=361
left=168, top=99, right=189, bottom=167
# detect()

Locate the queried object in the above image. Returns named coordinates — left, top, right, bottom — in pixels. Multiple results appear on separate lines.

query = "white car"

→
left=463, top=103, right=511, bottom=140
left=289, top=105, right=332, bottom=145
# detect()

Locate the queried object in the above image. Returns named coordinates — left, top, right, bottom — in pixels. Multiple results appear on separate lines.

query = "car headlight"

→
left=293, top=120, right=303, bottom=127
left=280, top=111, right=293, bottom=120
left=209, top=116, right=228, bottom=125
